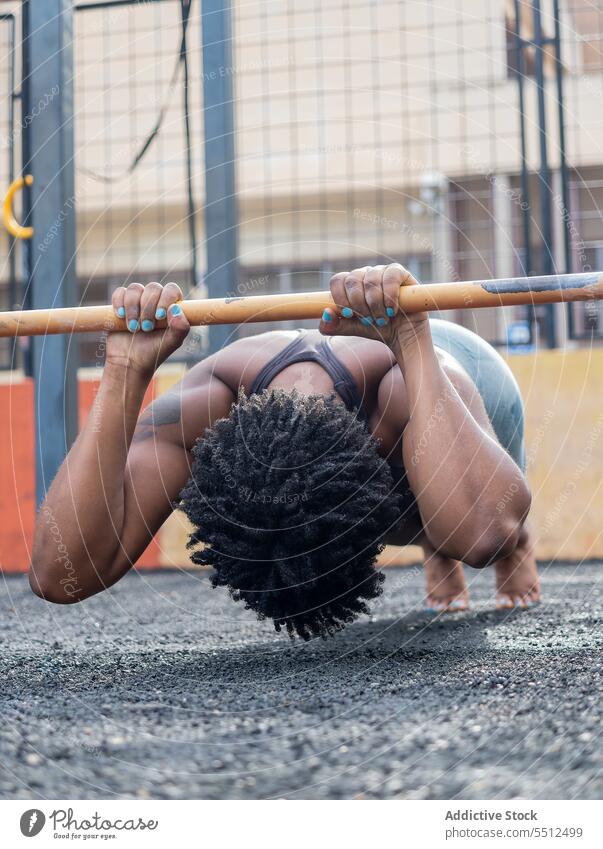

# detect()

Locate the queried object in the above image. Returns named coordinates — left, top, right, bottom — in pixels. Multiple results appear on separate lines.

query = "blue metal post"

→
left=532, top=0, right=557, bottom=348
left=201, top=0, right=239, bottom=353
left=22, top=0, right=78, bottom=505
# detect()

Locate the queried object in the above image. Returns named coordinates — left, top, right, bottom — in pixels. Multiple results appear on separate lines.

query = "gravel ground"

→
left=0, top=563, right=601, bottom=800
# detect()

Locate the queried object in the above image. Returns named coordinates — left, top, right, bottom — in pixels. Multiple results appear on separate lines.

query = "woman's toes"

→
left=496, top=593, right=516, bottom=609
left=496, top=592, right=539, bottom=610
left=425, top=596, right=447, bottom=612
left=448, top=598, right=468, bottom=611
left=424, top=556, right=469, bottom=614
left=495, top=547, right=540, bottom=611
left=529, top=584, right=541, bottom=602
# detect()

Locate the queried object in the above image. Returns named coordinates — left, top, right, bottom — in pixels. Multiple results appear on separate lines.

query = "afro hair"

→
left=178, top=389, right=402, bottom=639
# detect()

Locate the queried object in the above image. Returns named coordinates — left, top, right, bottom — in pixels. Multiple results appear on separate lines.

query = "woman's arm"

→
left=29, top=282, right=234, bottom=603
left=391, top=324, right=530, bottom=566
left=319, top=263, right=531, bottom=567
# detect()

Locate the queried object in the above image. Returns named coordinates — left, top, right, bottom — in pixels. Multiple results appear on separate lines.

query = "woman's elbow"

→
left=432, top=484, right=531, bottom=568
left=463, top=514, right=527, bottom=569
left=435, top=513, right=529, bottom=568
left=463, top=532, right=517, bottom=568
left=465, top=482, right=531, bottom=567
left=29, top=563, right=84, bottom=605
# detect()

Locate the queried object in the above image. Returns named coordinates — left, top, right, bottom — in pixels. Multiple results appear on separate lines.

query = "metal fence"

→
left=230, top=0, right=603, bottom=347
left=3, top=0, right=603, bottom=372
left=233, top=0, right=522, bottom=344
left=74, top=0, right=204, bottom=364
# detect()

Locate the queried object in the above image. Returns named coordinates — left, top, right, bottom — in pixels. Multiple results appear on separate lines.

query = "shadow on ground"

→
left=0, top=564, right=601, bottom=799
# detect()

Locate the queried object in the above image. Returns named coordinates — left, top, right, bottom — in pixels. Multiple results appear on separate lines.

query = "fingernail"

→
left=342, top=307, right=353, bottom=318
left=322, top=309, right=332, bottom=322
left=376, top=317, right=388, bottom=327
left=386, top=307, right=395, bottom=317
left=360, top=316, right=373, bottom=326
left=141, top=319, right=154, bottom=332
left=449, top=599, right=465, bottom=609
left=155, top=307, right=167, bottom=320
left=117, top=307, right=126, bottom=318
left=170, top=304, right=182, bottom=316
left=128, top=319, right=139, bottom=332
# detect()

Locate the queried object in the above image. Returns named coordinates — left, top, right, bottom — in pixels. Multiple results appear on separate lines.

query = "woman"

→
left=30, top=264, right=538, bottom=639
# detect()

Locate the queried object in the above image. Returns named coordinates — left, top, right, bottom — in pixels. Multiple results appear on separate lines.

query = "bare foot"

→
left=423, top=542, right=469, bottom=613
left=495, top=523, right=540, bottom=609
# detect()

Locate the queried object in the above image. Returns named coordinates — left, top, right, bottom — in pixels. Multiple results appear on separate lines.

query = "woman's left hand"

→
left=318, top=263, right=429, bottom=349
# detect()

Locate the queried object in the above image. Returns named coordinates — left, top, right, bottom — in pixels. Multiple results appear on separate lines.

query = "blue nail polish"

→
left=171, top=304, right=182, bottom=316
left=342, top=307, right=353, bottom=318
left=142, top=319, right=154, bottom=332
left=322, top=309, right=332, bottom=322
left=155, top=307, right=167, bottom=320
left=376, top=317, right=388, bottom=327
left=117, top=307, right=126, bottom=318
left=386, top=307, right=395, bottom=317
left=360, top=316, right=373, bottom=326
left=128, top=319, right=139, bottom=332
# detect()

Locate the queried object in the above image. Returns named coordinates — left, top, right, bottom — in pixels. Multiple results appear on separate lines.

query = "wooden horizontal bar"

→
left=0, top=272, right=601, bottom=338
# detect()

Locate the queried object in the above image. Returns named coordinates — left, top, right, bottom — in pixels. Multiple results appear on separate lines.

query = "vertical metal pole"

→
left=201, top=0, right=238, bottom=354
left=3, top=14, right=18, bottom=367
left=22, top=0, right=78, bottom=506
left=180, top=0, right=199, bottom=291
left=20, top=4, right=31, bottom=326
left=552, top=0, right=574, bottom=338
left=552, top=0, right=570, bottom=272
left=513, top=0, right=532, bottom=278
left=513, top=0, right=536, bottom=343
left=532, top=0, right=556, bottom=348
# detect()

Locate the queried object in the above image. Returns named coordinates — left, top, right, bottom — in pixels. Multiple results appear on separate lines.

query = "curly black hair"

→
left=178, top=389, right=402, bottom=640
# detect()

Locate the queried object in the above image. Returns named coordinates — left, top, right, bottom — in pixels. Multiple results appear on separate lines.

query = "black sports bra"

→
left=249, top=331, right=367, bottom=420
left=248, top=330, right=420, bottom=524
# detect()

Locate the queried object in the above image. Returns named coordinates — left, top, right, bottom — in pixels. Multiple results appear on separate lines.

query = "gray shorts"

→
left=429, top=319, right=526, bottom=471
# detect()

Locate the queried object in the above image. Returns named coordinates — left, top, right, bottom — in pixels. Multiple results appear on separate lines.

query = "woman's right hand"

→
left=106, top=282, right=190, bottom=379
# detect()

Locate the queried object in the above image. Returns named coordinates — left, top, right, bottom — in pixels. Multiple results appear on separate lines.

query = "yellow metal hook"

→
left=2, top=175, right=33, bottom=239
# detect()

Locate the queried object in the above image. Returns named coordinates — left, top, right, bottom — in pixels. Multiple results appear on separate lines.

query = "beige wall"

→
left=510, top=347, right=603, bottom=560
